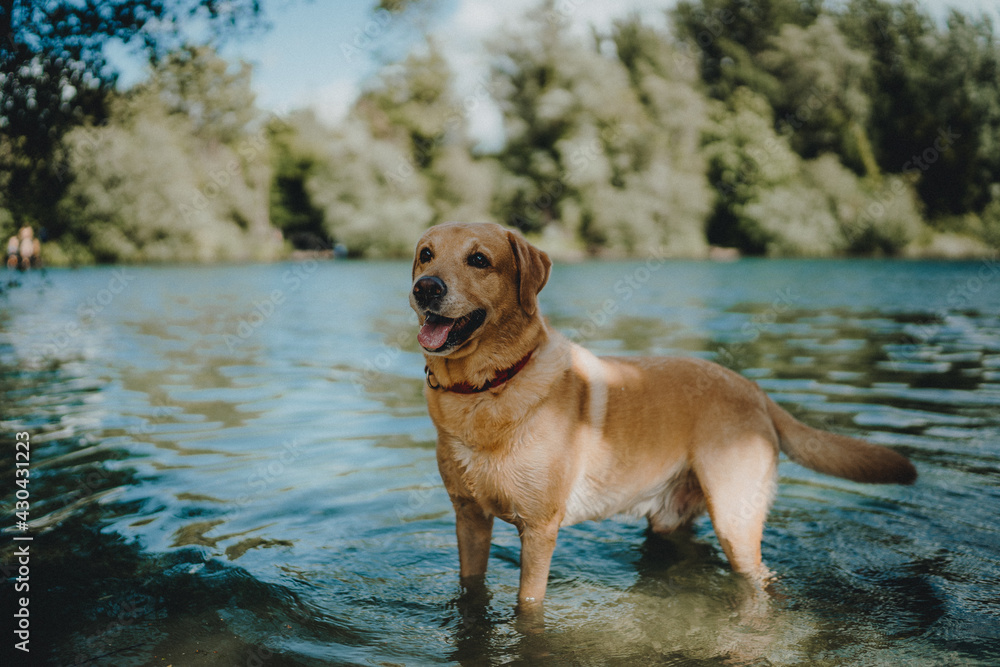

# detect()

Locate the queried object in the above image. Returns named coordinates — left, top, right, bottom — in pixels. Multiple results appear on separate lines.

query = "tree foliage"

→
left=54, top=46, right=279, bottom=264
left=835, top=0, right=1000, bottom=217
left=673, top=0, right=998, bottom=255
left=757, top=16, right=875, bottom=171
left=487, top=5, right=711, bottom=255
left=4, top=0, right=1000, bottom=262
left=0, top=0, right=262, bottom=228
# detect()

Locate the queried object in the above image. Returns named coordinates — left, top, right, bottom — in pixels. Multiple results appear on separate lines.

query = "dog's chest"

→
left=447, top=431, right=550, bottom=522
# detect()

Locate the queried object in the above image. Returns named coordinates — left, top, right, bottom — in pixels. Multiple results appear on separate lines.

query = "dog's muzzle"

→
left=412, top=276, right=446, bottom=309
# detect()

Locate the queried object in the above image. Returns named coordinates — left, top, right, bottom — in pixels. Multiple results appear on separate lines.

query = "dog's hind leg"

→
left=692, top=432, right=777, bottom=582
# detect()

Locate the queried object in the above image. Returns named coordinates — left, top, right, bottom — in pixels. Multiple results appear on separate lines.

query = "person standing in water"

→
left=5, top=234, right=18, bottom=269
left=15, top=225, right=40, bottom=270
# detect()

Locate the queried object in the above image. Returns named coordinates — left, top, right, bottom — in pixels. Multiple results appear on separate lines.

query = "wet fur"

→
left=411, top=222, right=917, bottom=607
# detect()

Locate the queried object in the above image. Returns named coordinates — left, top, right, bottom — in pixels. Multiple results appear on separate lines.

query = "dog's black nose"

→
left=413, top=276, right=446, bottom=307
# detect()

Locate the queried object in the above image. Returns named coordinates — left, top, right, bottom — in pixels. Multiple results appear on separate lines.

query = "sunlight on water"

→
left=1, top=258, right=998, bottom=665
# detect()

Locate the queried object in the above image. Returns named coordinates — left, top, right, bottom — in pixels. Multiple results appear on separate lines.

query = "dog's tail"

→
left=766, top=396, right=917, bottom=485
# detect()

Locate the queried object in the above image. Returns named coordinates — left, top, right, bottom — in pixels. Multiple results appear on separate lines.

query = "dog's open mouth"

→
left=418, top=309, right=487, bottom=352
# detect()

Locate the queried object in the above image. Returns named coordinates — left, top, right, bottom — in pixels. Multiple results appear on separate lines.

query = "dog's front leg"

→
left=453, top=496, right=494, bottom=582
left=516, top=519, right=560, bottom=607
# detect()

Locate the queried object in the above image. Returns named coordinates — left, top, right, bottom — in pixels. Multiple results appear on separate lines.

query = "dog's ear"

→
left=508, top=230, right=552, bottom=316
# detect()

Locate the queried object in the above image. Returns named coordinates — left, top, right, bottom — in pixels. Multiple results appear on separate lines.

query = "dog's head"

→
left=410, top=222, right=551, bottom=356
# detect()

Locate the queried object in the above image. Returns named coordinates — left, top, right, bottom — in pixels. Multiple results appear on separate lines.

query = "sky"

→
left=111, top=0, right=1000, bottom=149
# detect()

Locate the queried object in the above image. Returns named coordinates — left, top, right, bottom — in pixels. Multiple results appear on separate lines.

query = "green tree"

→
left=924, top=13, right=1000, bottom=217
left=839, top=0, right=1000, bottom=217
left=488, top=1, right=619, bottom=237
left=358, top=43, right=455, bottom=169
left=702, top=87, right=923, bottom=255
left=805, top=155, right=923, bottom=255
left=671, top=0, right=820, bottom=101
left=757, top=16, right=876, bottom=174
left=302, top=114, right=434, bottom=258
left=267, top=111, right=328, bottom=249
left=603, top=15, right=712, bottom=254
left=0, top=0, right=262, bottom=230
left=355, top=41, right=495, bottom=225
left=55, top=47, right=278, bottom=263
left=488, top=4, right=710, bottom=255
left=148, top=45, right=259, bottom=145
left=702, top=87, right=801, bottom=252
left=980, top=185, right=1000, bottom=247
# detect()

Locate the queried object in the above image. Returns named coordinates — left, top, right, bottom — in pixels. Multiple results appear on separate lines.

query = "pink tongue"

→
left=418, top=320, right=454, bottom=350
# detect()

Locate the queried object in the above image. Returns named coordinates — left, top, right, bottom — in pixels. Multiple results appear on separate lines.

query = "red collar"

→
left=425, top=350, right=534, bottom=394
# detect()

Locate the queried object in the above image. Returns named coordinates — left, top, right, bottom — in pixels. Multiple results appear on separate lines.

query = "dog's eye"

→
left=467, top=252, right=491, bottom=269
left=419, top=248, right=433, bottom=263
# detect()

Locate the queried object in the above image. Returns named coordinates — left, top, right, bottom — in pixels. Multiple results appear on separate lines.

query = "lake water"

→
left=1, top=258, right=999, bottom=666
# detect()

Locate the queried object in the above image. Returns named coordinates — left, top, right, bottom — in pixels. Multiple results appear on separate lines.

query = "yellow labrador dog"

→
left=410, top=222, right=916, bottom=607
